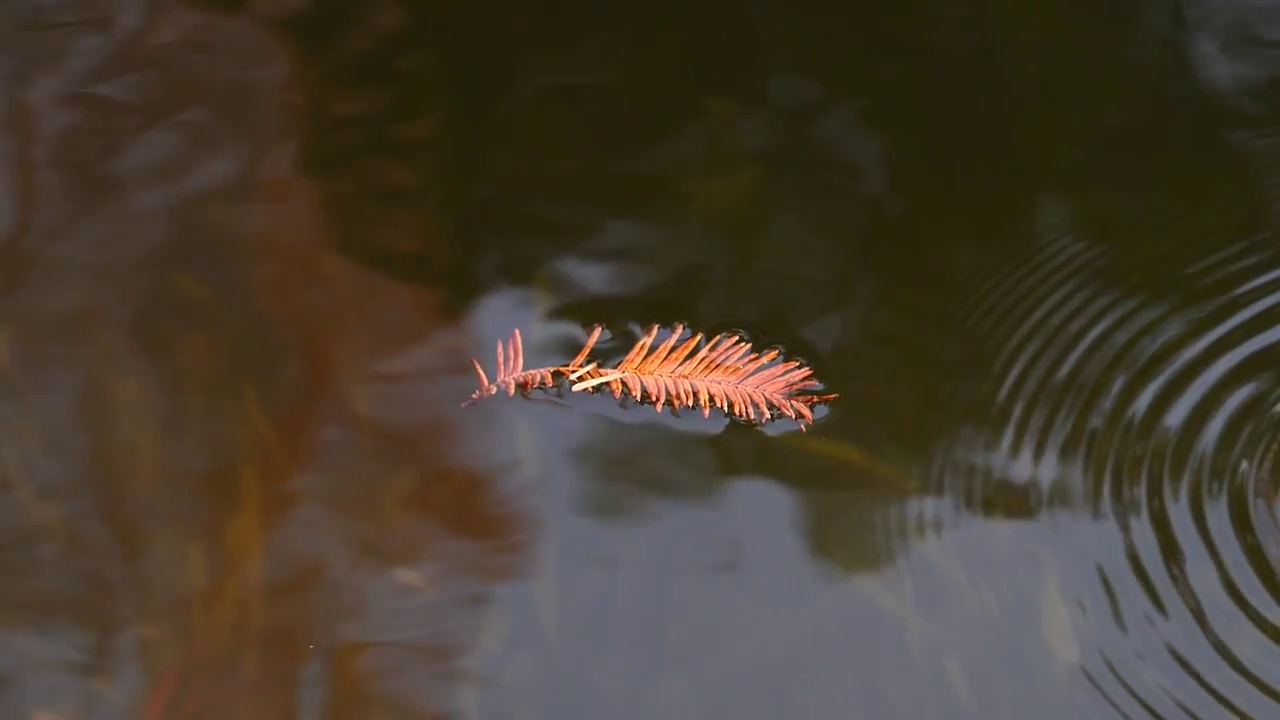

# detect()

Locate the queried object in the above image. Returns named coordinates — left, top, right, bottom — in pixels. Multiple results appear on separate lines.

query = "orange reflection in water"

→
left=3, top=3, right=529, bottom=718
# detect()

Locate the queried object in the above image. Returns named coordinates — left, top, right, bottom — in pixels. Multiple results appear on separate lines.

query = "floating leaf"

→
left=463, top=324, right=836, bottom=431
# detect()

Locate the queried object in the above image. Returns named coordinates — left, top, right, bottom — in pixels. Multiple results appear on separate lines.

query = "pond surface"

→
left=5, top=1, right=1280, bottom=718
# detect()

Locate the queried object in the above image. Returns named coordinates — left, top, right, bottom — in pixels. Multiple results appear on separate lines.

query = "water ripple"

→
left=933, top=219, right=1280, bottom=717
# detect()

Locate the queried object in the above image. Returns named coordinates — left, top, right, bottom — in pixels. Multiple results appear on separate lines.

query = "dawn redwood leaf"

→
left=463, top=324, right=837, bottom=431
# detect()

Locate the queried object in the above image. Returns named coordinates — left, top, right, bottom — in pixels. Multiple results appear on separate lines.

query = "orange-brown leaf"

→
left=463, top=323, right=837, bottom=430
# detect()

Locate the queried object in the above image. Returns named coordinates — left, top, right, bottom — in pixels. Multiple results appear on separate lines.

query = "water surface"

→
left=6, top=1, right=1280, bottom=718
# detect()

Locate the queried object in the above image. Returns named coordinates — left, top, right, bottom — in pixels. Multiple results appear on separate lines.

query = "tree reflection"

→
left=4, top=3, right=536, bottom=718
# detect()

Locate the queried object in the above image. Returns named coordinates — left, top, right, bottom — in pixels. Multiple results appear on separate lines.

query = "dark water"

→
left=7, top=0, right=1280, bottom=718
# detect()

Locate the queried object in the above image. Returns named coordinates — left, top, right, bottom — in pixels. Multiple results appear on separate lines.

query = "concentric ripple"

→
left=930, top=211, right=1280, bottom=718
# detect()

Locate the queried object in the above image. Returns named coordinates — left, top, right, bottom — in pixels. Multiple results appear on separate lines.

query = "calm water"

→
left=6, top=1, right=1280, bottom=718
